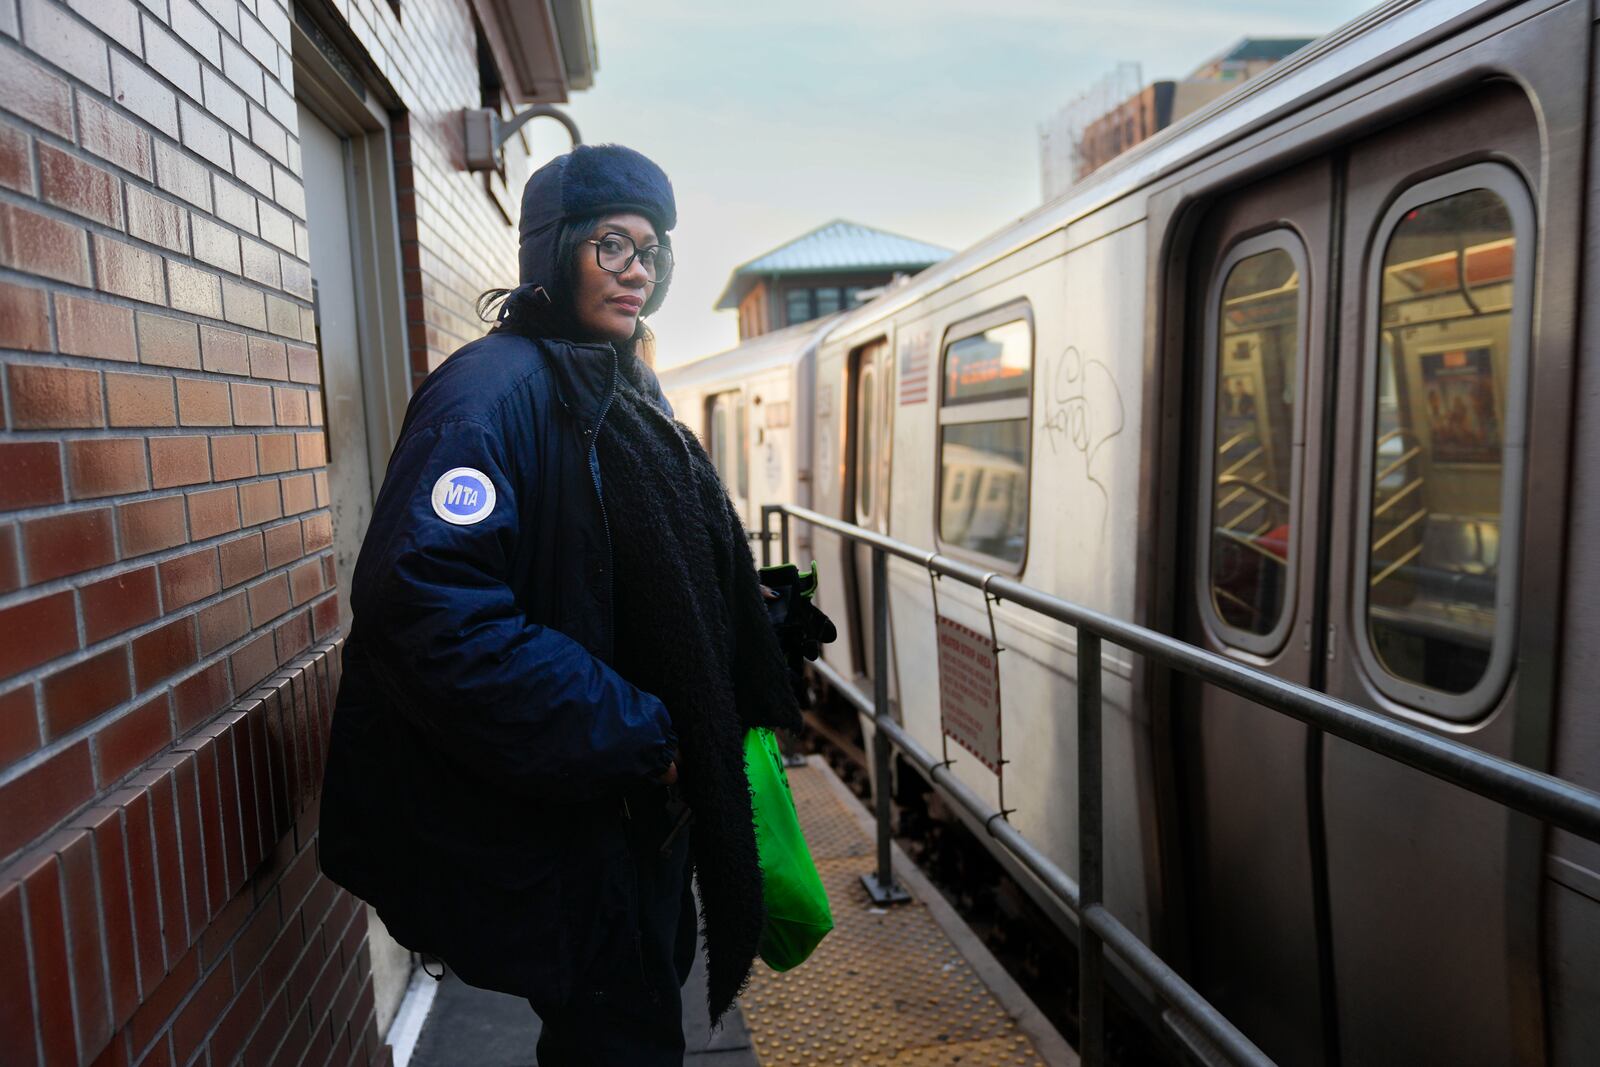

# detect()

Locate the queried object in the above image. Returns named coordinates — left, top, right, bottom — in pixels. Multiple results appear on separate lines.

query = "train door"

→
left=1318, top=85, right=1546, bottom=1067
left=846, top=339, right=890, bottom=679
left=1176, top=159, right=1336, bottom=1067
left=706, top=389, right=750, bottom=525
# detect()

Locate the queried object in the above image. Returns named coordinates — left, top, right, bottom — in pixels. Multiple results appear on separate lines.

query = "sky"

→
left=519, top=0, right=1375, bottom=368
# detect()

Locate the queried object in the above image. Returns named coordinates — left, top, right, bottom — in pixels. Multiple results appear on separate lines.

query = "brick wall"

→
left=0, top=0, right=526, bottom=1064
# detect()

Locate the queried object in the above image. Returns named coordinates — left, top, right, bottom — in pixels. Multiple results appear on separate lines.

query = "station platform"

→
left=402, top=756, right=1072, bottom=1065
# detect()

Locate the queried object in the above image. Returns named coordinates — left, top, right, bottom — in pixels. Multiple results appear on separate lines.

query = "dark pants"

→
left=534, top=789, right=697, bottom=1066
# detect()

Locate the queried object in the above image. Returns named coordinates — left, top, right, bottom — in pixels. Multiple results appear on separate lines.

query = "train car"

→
left=659, top=314, right=842, bottom=554
left=774, top=1, right=1598, bottom=1064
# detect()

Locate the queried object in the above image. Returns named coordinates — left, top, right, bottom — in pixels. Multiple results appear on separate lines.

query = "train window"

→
left=856, top=365, right=876, bottom=520
left=1198, top=233, right=1306, bottom=652
left=937, top=309, right=1032, bottom=567
left=1356, top=165, right=1533, bottom=714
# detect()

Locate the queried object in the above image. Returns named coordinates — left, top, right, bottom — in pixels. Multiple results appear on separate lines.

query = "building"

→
left=715, top=220, right=950, bottom=341
left=1039, top=37, right=1314, bottom=199
left=0, top=2, right=596, bottom=1064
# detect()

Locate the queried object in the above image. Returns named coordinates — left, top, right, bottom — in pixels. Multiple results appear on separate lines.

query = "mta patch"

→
left=431, top=467, right=496, bottom=525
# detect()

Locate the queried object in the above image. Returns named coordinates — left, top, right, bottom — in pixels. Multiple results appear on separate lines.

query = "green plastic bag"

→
left=746, top=727, right=833, bottom=971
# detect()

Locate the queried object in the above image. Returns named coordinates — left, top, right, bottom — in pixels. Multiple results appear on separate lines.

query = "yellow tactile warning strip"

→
left=739, top=760, right=1053, bottom=1065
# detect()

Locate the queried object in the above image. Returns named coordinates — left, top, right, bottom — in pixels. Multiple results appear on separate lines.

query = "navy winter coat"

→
left=318, top=330, right=678, bottom=1013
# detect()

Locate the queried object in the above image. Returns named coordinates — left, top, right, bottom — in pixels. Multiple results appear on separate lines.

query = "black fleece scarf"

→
left=599, top=355, right=802, bottom=1025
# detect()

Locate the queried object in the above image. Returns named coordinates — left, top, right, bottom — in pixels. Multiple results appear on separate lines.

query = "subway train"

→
left=657, top=1, right=1599, bottom=1063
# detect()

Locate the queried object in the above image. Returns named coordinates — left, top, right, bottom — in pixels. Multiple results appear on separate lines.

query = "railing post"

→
left=1078, top=631, right=1105, bottom=1064
left=760, top=505, right=775, bottom=568
left=862, top=544, right=909, bottom=905
left=780, top=509, right=791, bottom=565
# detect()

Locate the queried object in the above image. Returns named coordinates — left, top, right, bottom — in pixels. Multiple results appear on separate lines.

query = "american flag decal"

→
left=898, top=330, right=932, bottom=405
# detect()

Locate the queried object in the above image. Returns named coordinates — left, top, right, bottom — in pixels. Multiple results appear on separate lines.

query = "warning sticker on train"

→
left=935, top=614, right=1003, bottom=772
left=431, top=467, right=496, bottom=525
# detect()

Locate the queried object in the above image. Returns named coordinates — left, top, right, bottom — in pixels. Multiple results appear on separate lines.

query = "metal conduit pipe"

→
left=807, top=654, right=1273, bottom=1067
left=770, top=503, right=1600, bottom=844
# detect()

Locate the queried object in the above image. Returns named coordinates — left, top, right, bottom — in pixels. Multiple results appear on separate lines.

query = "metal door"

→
left=847, top=339, right=890, bottom=679
left=299, top=103, right=376, bottom=630
left=1176, top=159, right=1336, bottom=1067
left=1319, top=83, right=1545, bottom=1067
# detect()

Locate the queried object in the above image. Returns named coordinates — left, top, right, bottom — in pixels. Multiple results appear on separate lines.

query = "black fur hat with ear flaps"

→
left=517, top=144, right=676, bottom=317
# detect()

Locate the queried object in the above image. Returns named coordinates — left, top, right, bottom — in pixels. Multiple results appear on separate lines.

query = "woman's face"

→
left=571, top=212, right=659, bottom=344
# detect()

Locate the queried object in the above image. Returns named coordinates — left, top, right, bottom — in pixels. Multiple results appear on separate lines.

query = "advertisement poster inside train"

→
left=1420, top=345, right=1500, bottom=463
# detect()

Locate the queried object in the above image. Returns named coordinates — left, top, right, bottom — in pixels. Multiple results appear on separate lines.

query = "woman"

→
left=319, top=144, right=801, bottom=1065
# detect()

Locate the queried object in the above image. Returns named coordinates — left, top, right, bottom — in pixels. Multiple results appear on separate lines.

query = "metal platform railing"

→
left=759, top=502, right=1600, bottom=1067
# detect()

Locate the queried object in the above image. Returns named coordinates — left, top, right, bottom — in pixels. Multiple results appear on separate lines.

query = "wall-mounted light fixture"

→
left=463, top=105, right=582, bottom=172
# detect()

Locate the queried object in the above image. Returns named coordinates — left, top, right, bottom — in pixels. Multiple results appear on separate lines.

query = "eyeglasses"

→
left=586, top=232, right=673, bottom=283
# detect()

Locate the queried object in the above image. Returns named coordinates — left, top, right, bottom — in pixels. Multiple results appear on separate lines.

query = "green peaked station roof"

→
left=715, top=220, right=952, bottom=309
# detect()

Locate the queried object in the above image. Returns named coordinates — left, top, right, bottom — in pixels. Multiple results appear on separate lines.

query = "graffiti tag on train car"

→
left=1040, top=346, right=1125, bottom=509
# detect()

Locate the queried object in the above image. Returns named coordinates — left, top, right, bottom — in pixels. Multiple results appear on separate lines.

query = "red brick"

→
left=133, top=618, right=197, bottom=689
left=96, top=694, right=172, bottom=786
left=274, top=611, right=312, bottom=662
left=39, top=143, right=123, bottom=228
left=0, top=882, right=35, bottom=1058
left=118, top=789, right=164, bottom=993
left=169, top=756, right=208, bottom=929
left=295, top=431, right=326, bottom=469
left=136, top=769, right=190, bottom=966
left=219, top=532, right=265, bottom=587
left=262, top=523, right=301, bottom=569
left=169, top=953, right=233, bottom=1066
left=0, top=278, right=51, bottom=351
left=199, top=325, right=249, bottom=375
left=166, top=262, right=222, bottom=320
left=231, top=633, right=277, bottom=694
left=173, top=661, right=231, bottom=733
left=0, top=526, right=18, bottom=595
left=0, top=739, right=93, bottom=857
left=0, top=590, right=77, bottom=677
left=281, top=473, right=315, bottom=516
left=287, top=560, right=322, bottom=606
left=311, top=594, right=339, bottom=640
left=0, top=120, right=29, bottom=194
left=8, top=364, right=104, bottom=428
left=125, top=186, right=188, bottom=254
left=106, top=372, right=176, bottom=428
left=286, top=343, right=319, bottom=384
left=149, top=435, right=211, bottom=489
left=0, top=684, right=41, bottom=766
left=211, top=434, right=257, bottom=481
left=77, top=94, right=152, bottom=180
left=207, top=974, right=261, bottom=1067
left=198, top=592, right=249, bottom=654
left=127, top=944, right=196, bottom=1053
left=20, top=850, right=79, bottom=1065
left=66, top=806, right=140, bottom=1028
left=158, top=547, right=220, bottom=611
left=0, top=440, right=64, bottom=508
left=187, top=485, right=240, bottom=540
left=0, top=202, right=92, bottom=285
left=0, top=49, right=72, bottom=137
left=231, top=382, right=273, bottom=426
left=272, top=386, right=308, bottom=426
left=247, top=574, right=290, bottom=627
left=57, top=293, right=139, bottom=362
left=68, top=437, right=149, bottom=499
left=177, top=377, right=231, bottom=426
left=24, top=507, right=117, bottom=582
left=57, top=830, right=114, bottom=1056
left=249, top=337, right=288, bottom=380
left=95, top=236, right=165, bottom=305
left=116, top=495, right=187, bottom=557
left=239, top=479, right=281, bottom=527
left=43, top=646, right=131, bottom=739
left=300, top=513, right=333, bottom=553
left=135, top=312, right=201, bottom=369
left=81, top=566, right=160, bottom=643
left=256, top=432, right=295, bottom=474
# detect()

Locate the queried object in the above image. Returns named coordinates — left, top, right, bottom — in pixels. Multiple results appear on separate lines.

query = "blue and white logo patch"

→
left=431, top=467, right=496, bottom=525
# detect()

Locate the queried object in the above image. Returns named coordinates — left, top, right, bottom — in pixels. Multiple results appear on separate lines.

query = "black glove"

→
left=759, top=562, right=838, bottom=696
